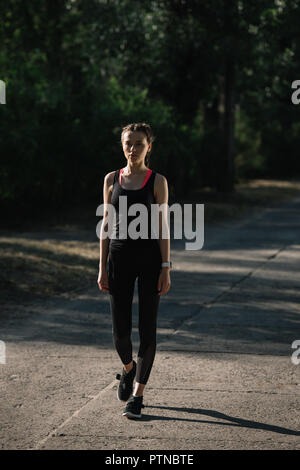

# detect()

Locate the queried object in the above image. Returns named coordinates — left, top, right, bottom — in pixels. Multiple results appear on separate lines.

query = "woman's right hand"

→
left=97, top=268, right=110, bottom=292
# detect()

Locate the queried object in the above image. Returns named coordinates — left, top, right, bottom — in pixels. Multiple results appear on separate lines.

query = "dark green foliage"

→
left=1, top=0, right=299, bottom=218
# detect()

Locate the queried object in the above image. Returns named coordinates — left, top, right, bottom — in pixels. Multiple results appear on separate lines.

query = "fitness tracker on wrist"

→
left=161, top=261, right=172, bottom=269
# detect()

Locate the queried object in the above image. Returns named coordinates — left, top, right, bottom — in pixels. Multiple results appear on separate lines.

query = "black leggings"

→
left=108, top=241, right=162, bottom=385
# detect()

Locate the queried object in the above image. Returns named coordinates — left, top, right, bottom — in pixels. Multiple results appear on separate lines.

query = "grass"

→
left=1, top=178, right=300, bottom=304
left=0, top=236, right=99, bottom=303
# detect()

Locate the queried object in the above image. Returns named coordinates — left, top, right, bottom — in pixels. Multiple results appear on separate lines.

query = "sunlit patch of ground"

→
left=187, top=178, right=300, bottom=223
left=1, top=179, right=300, bottom=302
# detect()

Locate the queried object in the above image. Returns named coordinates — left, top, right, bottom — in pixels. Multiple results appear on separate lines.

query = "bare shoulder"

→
left=104, top=171, right=116, bottom=189
left=154, top=172, right=168, bottom=187
left=154, top=172, right=168, bottom=201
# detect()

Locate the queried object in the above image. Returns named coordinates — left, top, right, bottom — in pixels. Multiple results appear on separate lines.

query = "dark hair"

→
left=121, top=122, right=155, bottom=167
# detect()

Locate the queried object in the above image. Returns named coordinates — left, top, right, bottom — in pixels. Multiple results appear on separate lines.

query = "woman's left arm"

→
left=155, top=174, right=171, bottom=296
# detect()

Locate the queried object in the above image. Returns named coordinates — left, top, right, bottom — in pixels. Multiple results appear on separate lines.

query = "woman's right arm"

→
left=98, top=171, right=114, bottom=292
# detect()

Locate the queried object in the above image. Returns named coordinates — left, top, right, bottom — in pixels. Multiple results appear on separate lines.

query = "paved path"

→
left=1, top=197, right=300, bottom=450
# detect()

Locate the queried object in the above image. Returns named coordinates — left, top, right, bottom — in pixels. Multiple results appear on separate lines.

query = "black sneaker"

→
left=116, top=360, right=136, bottom=401
left=122, top=395, right=145, bottom=419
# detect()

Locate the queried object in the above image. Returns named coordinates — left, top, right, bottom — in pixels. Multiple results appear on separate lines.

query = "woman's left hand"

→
left=157, top=268, right=171, bottom=296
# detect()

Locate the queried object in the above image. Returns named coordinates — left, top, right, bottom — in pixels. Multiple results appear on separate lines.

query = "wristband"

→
left=161, top=261, right=172, bottom=269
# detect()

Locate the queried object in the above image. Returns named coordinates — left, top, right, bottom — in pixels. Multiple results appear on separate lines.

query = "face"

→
left=122, top=131, right=151, bottom=165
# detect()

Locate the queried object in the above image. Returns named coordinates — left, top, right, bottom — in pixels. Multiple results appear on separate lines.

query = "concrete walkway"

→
left=1, top=197, right=300, bottom=450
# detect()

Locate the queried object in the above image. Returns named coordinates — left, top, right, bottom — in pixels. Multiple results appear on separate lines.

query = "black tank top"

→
left=109, top=168, right=159, bottom=248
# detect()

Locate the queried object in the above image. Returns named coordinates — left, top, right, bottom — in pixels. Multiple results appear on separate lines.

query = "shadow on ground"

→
left=1, top=196, right=300, bottom=356
left=140, top=405, right=300, bottom=436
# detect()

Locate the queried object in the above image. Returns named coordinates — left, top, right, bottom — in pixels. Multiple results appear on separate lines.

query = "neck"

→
left=125, top=161, right=148, bottom=175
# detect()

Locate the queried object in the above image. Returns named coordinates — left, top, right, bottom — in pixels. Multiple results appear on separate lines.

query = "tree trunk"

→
left=214, top=52, right=236, bottom=192
left=224, top=53, right=236, bottom=191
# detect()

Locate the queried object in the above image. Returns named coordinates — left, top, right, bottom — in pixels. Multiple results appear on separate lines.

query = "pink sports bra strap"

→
left=140, top=168, right=152, bottom=188
left=119, top=168, right=124, bottom=185
left=119, top=168, right=152, bottom=188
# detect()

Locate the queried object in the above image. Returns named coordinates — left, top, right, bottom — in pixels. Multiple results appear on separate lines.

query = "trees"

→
left=1, top=0, right=299, bottom=216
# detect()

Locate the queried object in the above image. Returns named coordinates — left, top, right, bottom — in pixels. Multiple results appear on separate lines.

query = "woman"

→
left=97, top=122, right=171, bottom=419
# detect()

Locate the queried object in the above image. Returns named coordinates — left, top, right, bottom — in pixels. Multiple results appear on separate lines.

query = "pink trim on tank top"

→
left=119, top=168, right=152, bottom=188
